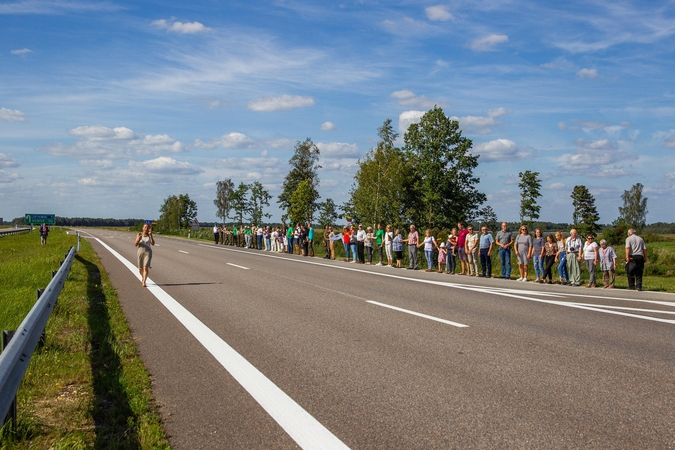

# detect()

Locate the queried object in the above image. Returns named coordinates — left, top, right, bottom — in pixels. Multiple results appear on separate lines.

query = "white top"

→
left=356, top=229, right=366, bottom=242
left=423, top=236, right=436, bottom=251
left=465, top=232, right=478, bottom=250
left=213, top=225, right=218, bottom=233
left=384, top=231, right=393, bottom=244
left=256, top=227, right=263, bottom=235
left=583, top=241, right=598, bottom=260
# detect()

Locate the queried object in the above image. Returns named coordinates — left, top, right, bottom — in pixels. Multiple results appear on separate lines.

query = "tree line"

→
left=151, top=106, right=653, bottom=237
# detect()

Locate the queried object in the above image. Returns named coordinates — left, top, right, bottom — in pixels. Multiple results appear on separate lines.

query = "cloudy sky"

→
left=2, top=0, right=674, bottom=224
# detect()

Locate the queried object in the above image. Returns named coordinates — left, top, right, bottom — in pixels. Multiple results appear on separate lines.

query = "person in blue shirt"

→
left=307, top=222, right=315, bottom=257
left=479, top=226, right=495, bottom=278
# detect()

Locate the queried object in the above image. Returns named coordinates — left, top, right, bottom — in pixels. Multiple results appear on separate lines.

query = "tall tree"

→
left=317, top=198, right=339, bottom=227
left=288, top=179, right=314, bottom=225
left=158, top=193, right=197, bottom=231
left=249, top=181, right=272, bottom=225
left=230, top=182, right=251, bottom=226
left=278, top=138, right=321, bottom=217
left=617, top=182, right=648, bottom=231
left=571, top=185, right=600, bottom=237
left=350, top=119, right=411, bottom=227
left=518, top=170, right=542, bottom=226
left=213, top=178, right=234, bottom=222
left=403, top=106, right=486, bottom=229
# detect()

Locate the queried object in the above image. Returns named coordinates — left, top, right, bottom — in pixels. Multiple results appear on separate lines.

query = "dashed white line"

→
left=227, top=263, right=249, bottom=270
left=179, top=250, right=189, bottom=254
left=93, top=237, right=349, bottom=450
left=367, top=301, right=468, bottom=327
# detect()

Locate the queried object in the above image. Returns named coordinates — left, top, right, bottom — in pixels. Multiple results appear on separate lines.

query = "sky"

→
left=1, top=0, right=675, bottom=225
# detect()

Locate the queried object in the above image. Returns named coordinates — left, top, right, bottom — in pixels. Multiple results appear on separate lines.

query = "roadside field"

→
left=0, top=231, right=168, bottom=449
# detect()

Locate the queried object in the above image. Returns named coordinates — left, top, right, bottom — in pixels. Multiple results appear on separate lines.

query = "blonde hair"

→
left=555, top=231, right=566, bottom=245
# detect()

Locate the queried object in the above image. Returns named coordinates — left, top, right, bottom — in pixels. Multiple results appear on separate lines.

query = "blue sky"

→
left=2, top=0, right=674, bottom=225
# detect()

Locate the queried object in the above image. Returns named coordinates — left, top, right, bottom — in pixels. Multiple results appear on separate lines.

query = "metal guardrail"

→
left=0, top=246, right=76, bottom=425
left=0, top=228, right=30, bottom=237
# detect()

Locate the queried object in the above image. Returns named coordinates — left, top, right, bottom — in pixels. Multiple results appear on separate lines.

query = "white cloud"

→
left=653, top=129, right=675, bottom=148
left=470, top=34, right=508, bottom=51
left=0, top=170, right=20, bottom=183
left=398, top=110, right=425, bottom=134
left=0, top=107, right=26, bottom=122
left=212, top=157, right=280, bottom=170
left=247, top=94, right=315, bottom=112
left=316, top=142, right=359, bottom=157
left=0, top=153, right=19, bottom=168
left=41, top=125, right=186, bottom=159
left=667, top=137, right=675, bottom=149
left=473, top=139, right=531, bottom=162
left=390, top=90, right=440, bottom=109
left=556, top=139, right=635, bottom=177
left=547, top=183, right=567, bottom=190
left=320, top=158, right=358, bottom=174
left=320, top=121, right=336, bottom=131
left=10, top=48, right=32, bottom=55
left=487, top=107, right=511, bottom=118
left=425, top=5, right=452, bottom=21
left=577, top=68, right=598, bottom=79
left=152, top=19, right=209, bottom=34
left=78, top=159, right=115, bottom=170
left=129, top=157, right=202, bottom=175
left=193, top=132, right=255, bottom=149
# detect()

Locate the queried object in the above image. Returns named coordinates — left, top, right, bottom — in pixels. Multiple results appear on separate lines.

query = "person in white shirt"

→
left=356, top=224, right=367, bottom=264
left=212, top=224, right=219, bottom=245
left=582, top=234, right=599, bottom=288
left=565, top=229, right=583, bottom=286
left=384, top=224, right=394, bottom=267
left=465, top=226, right=479, bottom=276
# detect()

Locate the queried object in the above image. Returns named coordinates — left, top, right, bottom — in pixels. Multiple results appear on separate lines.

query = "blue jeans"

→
left=265, top=237, right=271, bottom=250
left=351, top=243, right=357, bottom=260
left=533, top=254, right=543, bottom=279
left=446, top=252, right=456, bottom=273
left=257, top=235, right=263, bottom=249
left=425, top=250, right=433, bottom=269
left=558, top=251, right=569, bottom=281
left=343, top=242, right=350, bottom=260
left=499, top=247, right=511, bottom=278
left=480, top=248, right=492, bottom=276
left=288, top=238, right=294, bottom=253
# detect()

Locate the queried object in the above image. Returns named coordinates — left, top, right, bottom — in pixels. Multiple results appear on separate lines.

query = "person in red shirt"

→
left=342, top=226, right=352, bottom=262
left=456, top=222, right=470, bottom=275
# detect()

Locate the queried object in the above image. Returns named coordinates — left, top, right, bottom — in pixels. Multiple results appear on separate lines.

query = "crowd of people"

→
left=210, top=221, right=648, bottom=291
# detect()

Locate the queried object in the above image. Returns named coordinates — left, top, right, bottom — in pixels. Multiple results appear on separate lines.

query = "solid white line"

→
left=227, top=263, right=249, bottom=270
left=569, top=302, right=675, bottom=315
left=197, top=243, right=675, bottom=326
left=367, top=301, right=468, bottom=327
left=178, top=250, right=189, bottom=254
left=93, top=238, right=349, bottom=450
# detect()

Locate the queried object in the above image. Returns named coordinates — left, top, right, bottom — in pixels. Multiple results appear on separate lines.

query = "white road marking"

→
left=290, top=278, right=467, bottom=328
left=367, top=301, right=468, bottom=327
left=227, top=263, right=249, bottom=270
left=93, top=237, right=349, bottom=450
left=179, top=250, right=189, bottom=254
left=198, top=243, right=675, bottom=326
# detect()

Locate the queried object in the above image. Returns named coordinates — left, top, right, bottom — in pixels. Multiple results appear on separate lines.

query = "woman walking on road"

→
left=135, top=223, right=155, bottom=287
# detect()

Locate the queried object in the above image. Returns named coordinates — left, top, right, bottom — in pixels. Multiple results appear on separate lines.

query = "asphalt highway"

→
left=79, top=229, right=675, bottom=449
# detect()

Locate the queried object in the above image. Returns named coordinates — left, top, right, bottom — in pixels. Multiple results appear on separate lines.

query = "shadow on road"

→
left=77, top=254, right=141, bottom=449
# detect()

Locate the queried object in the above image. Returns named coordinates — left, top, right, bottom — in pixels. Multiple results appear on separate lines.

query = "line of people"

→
left=211, top=221, right=648, bottom=291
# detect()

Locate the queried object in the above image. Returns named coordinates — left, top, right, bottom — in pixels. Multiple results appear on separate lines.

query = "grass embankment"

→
left=0, top=231, right=169, bottom=449
left=159, top=227, right=675, bottom=293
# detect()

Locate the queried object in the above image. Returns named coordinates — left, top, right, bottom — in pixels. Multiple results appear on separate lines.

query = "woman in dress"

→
left=514, top=225, right=533, bottom=281
left=384, top=224, right=394, bottom=267
left=392, top=229, right=404, bottom=268
left=134, top=223, right=155, bottom=287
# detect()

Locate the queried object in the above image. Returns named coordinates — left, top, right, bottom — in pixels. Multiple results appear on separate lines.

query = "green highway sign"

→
left=25, top=214, right=56, bottom=225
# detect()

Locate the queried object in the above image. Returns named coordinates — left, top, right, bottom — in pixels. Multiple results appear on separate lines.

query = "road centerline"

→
left=227, top=262, right=249, bottom=270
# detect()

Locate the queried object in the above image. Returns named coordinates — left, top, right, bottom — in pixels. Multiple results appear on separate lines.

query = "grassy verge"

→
left=0, top=231, right=169, bottom=449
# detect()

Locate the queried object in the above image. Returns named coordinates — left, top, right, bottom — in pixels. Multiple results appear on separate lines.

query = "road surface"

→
left=79, top=229, right=675, bottom=449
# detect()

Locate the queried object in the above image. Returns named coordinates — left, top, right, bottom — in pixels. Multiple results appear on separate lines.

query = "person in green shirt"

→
left=375, top=223, right=385, bottom=266
left=232, top=226, right=237, bottom=246
left=244, top=226, right=252, bottom=248
left=286, top=225, right=294, bottom=254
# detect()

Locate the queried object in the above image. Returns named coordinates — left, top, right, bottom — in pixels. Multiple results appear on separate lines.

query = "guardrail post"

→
left=2, top=330, right=16, bottom=427
left=77, top=232, right=80, bottom=252
left=36, top=289, right=46, bottom=349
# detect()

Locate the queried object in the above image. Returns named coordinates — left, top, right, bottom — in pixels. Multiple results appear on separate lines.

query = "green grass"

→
left=0, top=231, right=169, bottom=449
